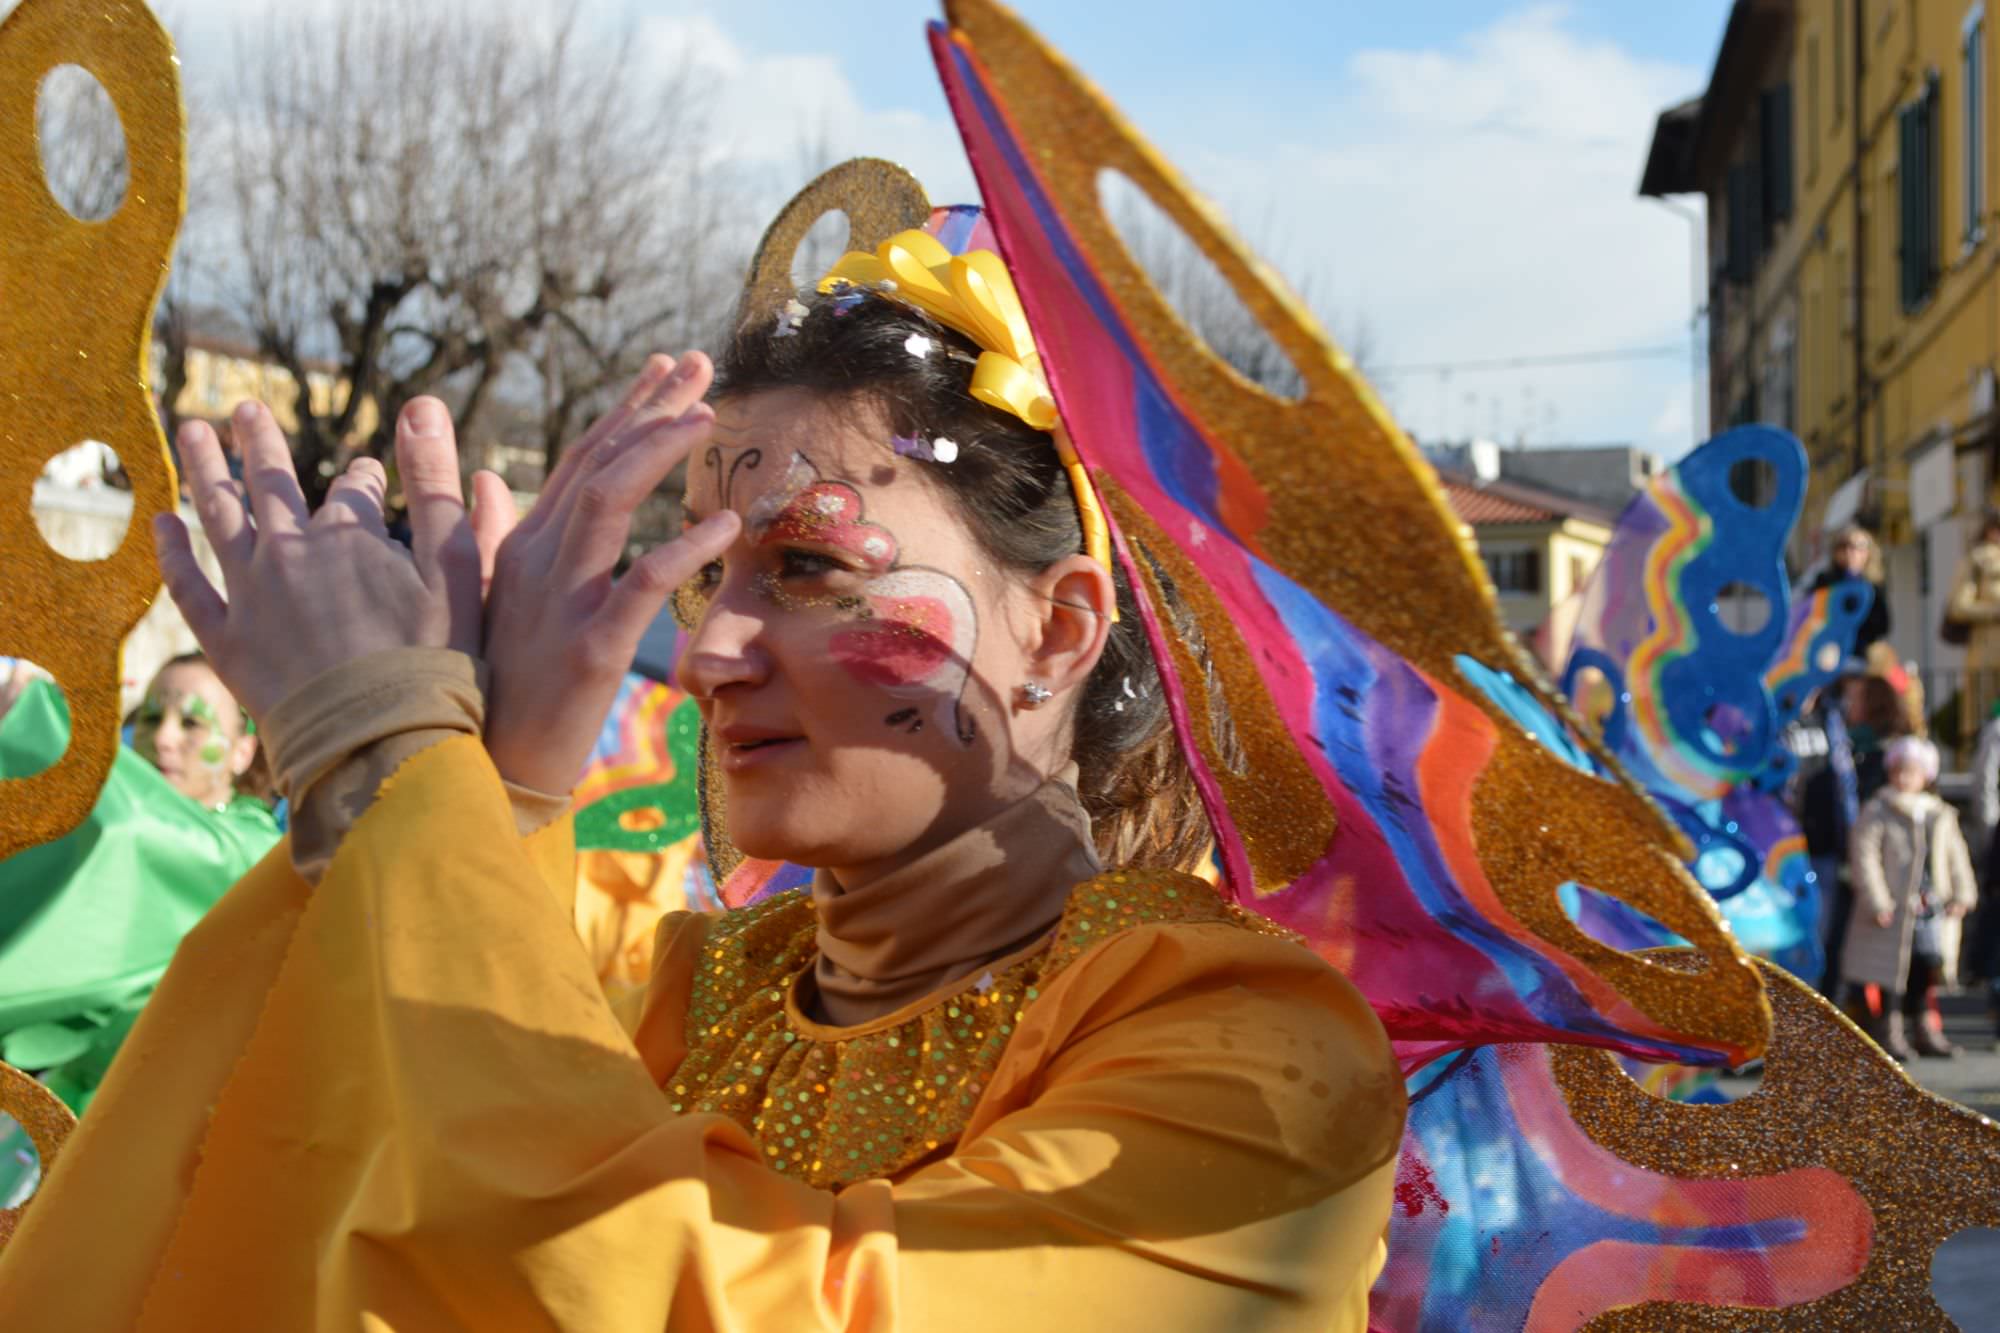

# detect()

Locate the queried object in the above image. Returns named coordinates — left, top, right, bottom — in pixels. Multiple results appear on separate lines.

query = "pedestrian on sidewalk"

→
left=1845, top=736, right=1979, bottom=1060
left=1789, top=671, right=1864, bottom=995
left=1810, top=525, right=1891, bottom=655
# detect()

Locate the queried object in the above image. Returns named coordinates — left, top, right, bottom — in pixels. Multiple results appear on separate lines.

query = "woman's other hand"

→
left=1875, top=909, right=1896, bottom=929
left=153, top=399, right=482, bottom=722
left=474, top=352, right=740, bottom=796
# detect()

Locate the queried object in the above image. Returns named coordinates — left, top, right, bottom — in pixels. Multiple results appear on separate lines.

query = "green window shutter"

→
left=1761, top=84, right=1795, bottom=222
left=1922, top=75, right=1941, bottom=297
left=1899, top=100, right=1921, bottom=308
left=1726, top=165, right=1755, bottom=283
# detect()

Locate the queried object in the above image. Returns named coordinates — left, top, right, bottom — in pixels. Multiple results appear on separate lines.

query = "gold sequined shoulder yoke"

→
left=668, top=867, right=1295, bottom=1190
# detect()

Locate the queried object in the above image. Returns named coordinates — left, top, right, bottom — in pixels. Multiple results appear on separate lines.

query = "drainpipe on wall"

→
left=1852, top=0, right=1870, bottom=484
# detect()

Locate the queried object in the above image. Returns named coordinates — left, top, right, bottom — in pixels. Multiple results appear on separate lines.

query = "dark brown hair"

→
left=711, top=290, right=1209, bottom=869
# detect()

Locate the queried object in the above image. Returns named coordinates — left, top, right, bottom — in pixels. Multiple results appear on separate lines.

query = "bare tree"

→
left=1102, top=176, right=1378, bottom=396
left=218, top=0, right=743, bottom=503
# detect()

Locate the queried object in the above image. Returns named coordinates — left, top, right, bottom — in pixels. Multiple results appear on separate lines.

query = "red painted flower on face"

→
left=758, top=481, right=898, bottom=575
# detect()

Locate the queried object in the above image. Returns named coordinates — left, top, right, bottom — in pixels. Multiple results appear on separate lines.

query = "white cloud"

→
left=636, top=13, right=974, bottom=208
left=1169, top=6, right=1709, bottom=455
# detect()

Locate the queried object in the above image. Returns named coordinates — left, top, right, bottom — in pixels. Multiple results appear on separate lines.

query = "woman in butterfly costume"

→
left=1, top=1, right=1996, bottom=1329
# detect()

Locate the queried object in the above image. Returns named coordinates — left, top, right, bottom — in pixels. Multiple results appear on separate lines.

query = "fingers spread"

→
left=641, top=349, right=713, bottom=423
left=555, top=399, right=715, bottom=589
left=321, top=456, right=391, bottom=536
left=470, top=470, right=518, bottom=595
left=524, top=354, right=677, bottom=537
left=178, top=419, right=253, bottom=565
left=593, top=510, right=740, bottom=662
left=234, top=401, right=310, bottom=536
left=152, top=512, right=228, bottom=647
left=396, top=398, right=468, bottom=581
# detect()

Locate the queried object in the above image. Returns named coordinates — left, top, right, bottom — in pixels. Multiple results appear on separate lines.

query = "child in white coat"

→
left=1845, top=737, right=1979, bottom=1059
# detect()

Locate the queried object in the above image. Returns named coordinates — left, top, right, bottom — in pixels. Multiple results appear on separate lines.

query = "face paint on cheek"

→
left=829, top=568, right=980, bottom=745
left=198, top=741, right=228, bottom=769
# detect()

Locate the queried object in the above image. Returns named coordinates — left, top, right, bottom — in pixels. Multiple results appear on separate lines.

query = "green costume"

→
left=0, top=678, right=278, bottom=1202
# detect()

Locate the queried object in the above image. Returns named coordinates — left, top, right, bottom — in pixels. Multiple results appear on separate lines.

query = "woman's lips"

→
left=719, top=736, right=804, bottom=773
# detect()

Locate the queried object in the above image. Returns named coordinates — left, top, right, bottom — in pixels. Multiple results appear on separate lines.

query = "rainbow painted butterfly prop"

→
left=1553, top=425, right=1867, bottom=978
left=915, top=3, right=2000, bottom=1326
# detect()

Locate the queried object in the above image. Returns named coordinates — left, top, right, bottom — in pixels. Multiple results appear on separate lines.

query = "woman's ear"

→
left=1023, top=554, right=1116, bottom=696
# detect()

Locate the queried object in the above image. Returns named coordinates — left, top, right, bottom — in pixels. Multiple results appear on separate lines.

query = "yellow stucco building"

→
left=1436, top=469, right=1616, bottom=660
left=154, top=327, right=379, bottom=444
left=1644, top=0, right=1999, bottom=736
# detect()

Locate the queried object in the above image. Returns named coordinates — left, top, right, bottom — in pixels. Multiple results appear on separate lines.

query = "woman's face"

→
left=131, top=661, right=254, bottom=807
left=1834, top=536, right=1870, bottom=575
left=674, top=389, right=1081, bottom=879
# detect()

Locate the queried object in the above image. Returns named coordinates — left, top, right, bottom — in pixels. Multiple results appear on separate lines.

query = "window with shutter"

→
left=1761, top=84, right=1795, bottom=224
left=1898, top=80, right=1941, bottom=311
left=1726, top=165, right=1753, bottom=283
left=1483, top=550, right=1543, bottom=596
left=1968, top=7, right=1987, bottom=245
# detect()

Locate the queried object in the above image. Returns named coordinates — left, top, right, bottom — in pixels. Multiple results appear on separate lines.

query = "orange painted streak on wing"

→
left=1417, top=674, right=1655, bottom=1031
left=1764, top=590, right=1828, bottom=690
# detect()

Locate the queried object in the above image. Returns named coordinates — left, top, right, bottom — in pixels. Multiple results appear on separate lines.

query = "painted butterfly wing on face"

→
left=928, top=0, right=1765, bottom=1067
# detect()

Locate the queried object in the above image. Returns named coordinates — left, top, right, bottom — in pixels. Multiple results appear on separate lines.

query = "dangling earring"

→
left=1017, top=681, right=1053, bottom=709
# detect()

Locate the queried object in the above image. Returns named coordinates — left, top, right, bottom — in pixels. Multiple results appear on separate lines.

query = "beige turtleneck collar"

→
left=807, top=767, right=1101, bottom=1027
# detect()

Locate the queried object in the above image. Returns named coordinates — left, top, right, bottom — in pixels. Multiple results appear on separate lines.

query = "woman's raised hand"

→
left=154, top=399, right=483, bottom=722
left=473, top=352, right=739, bottom=797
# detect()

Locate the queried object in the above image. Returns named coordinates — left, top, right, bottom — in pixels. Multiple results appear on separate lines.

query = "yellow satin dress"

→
left=0, top=736, right=1405, bottom=1330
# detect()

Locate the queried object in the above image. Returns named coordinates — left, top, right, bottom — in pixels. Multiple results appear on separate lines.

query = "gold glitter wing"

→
left=0, top=0, right=185, bottom=860
left=0, top=1059, right=75, bottom=1249
left=1556, top=952, right=2000, bottom=1330
left=739, top=157, right=933, bottom=327
left=932, top=0, right=1769, bottom=1063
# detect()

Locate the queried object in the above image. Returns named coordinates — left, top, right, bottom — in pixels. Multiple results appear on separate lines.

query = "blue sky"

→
left=160, top=0, right=1734, bottom=458
left=604, top=1, right=1735, bottom=458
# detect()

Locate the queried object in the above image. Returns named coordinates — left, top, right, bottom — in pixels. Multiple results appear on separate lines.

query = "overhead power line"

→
left=1372, top=344, right=1689, bottom=376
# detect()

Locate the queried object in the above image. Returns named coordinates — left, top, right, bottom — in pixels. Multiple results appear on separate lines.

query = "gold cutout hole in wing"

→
left=0, top=1059, right=78, bottom=1252
left=0, top=0, right=185, bottom=860
left=739, top=158, right=934, bottom=327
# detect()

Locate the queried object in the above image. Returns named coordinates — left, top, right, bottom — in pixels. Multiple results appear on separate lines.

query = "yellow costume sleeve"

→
left=0, top=737, right=1402, bottom=1331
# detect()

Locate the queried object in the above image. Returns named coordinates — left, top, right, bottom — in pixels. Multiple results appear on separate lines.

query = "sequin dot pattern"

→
left=668, top=868, right=1295, bottom=1190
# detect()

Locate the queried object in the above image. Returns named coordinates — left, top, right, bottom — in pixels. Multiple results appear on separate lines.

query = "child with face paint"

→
left=128, top=653, right=266, bottom=811
left=0, top=655, right=279, bottom=1207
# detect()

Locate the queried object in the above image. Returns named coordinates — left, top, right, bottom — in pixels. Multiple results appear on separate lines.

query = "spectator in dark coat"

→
left=1809, top=525, right=1890, bottom=655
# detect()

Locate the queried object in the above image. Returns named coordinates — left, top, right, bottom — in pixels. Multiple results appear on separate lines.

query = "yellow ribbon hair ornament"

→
left=819, top=229, right=1114, bottom=581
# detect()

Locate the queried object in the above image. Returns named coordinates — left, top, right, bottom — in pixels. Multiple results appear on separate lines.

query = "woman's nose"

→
left=675, top=598, right=771, bottom=700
